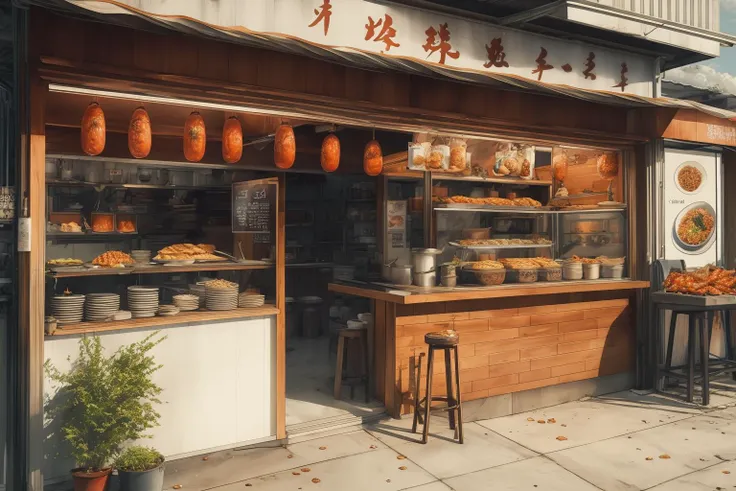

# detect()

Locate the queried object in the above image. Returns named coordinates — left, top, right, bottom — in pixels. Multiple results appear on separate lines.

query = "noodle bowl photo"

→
left=674, top=202, right=716, bottom=253
left=674, top=161, right=706, bottom=194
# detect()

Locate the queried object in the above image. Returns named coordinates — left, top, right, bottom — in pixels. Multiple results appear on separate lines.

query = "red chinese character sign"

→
left=531, top=47, right=554, bottom=81
left=308, top=0, right=332, bottom=36
left=365, top=14, right=400, bottom=52
left=423, top=23, right=459, bottom=65
left=484, top=37, right=509, bottom=69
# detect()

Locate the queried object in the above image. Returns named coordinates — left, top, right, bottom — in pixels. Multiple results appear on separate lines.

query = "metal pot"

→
left=390, top=264, right=413, bottom=285
left=413, top=270, right=437, bottom=288
left=411, top=248, right=443, bottom=274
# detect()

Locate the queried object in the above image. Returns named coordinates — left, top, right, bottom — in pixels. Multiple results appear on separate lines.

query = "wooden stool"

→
left=412, top=330, right=463, bottom=444
left=333, top=327, right=370, bottom=402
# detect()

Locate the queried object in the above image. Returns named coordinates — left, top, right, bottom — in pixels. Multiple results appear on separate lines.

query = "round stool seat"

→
left=425, top=330, right=459, bottom=346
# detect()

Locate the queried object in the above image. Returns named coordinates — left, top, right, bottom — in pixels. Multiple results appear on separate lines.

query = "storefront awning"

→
left=22, top=0, right=736, bottom=122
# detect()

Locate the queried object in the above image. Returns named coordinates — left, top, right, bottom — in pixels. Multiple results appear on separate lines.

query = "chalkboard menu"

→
left=232, top=179, right=277, bottom=235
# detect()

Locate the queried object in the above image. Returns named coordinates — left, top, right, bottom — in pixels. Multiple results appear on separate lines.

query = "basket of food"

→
left=500, top=258, right=538, bottom=283
left=466, top=260, right=506, bottom=286
left=529, top=257, right=562, bottom=281
left=598, top=256, right=625, bottom=278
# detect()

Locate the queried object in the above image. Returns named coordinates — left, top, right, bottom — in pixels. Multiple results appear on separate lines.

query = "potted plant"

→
left=115, top=446, right=165, bottom=491
left=45, top=333, right=164, bottom=491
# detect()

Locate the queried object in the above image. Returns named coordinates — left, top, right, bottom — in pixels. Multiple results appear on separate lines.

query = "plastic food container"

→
left=90, top=212, right=114, bottom=233
left=505, top=268, right=538, bottom=283
left=469, top=268, right=506, bottom=286
left=602, top=264, right=624, bottom=279
left=539, top=267, right=562, bottom=282
left=583, top=263, right=601, bottom=280
left=563, top=262, right=583, bottom=280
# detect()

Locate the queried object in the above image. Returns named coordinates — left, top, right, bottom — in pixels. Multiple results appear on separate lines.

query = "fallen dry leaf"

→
left=287, top=454, right=294, bottom=459
left=547, top=418, right=556, bottom=424
left=293, top=472, right=301, bottom=476
left=202, top=456, right=209, bottom=461
left=301, top=468, right=311, bottom=473
left=723, top=470, right=731, bottom=475
left=312, top=478, right=321, bottom=484
left=556, top=436, right=568, bottom=441
left=561, top=424, right=567, bottom=427
left=245, top=485, right=252, bottom=488
left=173, top=486, right=183, bottom=490
left=659, top=454, right=671, bottom=460
left=369, top=445, right=377, bottom=449
left=645, top=457, right=654, bottom=461
left=397, top=455, right=406, bottom=460
left=386, top=479, right=391, bottom=483
left=537, top=420, right=546, bottom=424
left=399, top=466, right=407, bottom=471
left=527, top=417, right=535, bottom=422
left=319, top=446, right=327, bottom=450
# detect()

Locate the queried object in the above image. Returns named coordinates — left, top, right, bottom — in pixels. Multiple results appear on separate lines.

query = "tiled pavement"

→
left=161, top=383, right=736, bottom=491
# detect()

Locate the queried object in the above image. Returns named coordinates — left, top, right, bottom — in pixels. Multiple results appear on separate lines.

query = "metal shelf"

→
left=47, top=179, right=231, bottom=191
left=432, top=175, right=553, bottom=186
left=47, top=262, right=273, bottom=278
left=435, top=205, right=626, bottom=215
left=449, top=241, right=553, bottom=251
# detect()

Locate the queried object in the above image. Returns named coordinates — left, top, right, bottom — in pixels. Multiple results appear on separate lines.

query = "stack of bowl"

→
left=158, top=305, right=180, bottom=317
left=84, top=293, right=120, bottom=322
left=205, top=282, right=238, bottom=311
left=51, top=294, right=85, bottom=325
left=131, top=250, right=152, bottom=264
left=239, top=292, right=265, bottom=308
left=127, top=286, right=160, bottom=318
left=189, top=284, right=206, bottom=308
left=173, top=294, right=200, bottom=312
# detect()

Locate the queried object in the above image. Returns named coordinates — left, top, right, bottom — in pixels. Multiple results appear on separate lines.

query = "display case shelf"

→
left=431, top=174, right=553, bottom=186
left=47, top=262, right=273, bottom=278
left=448, top=241, right=554, bottom=251
left=435, top=205, right=626, bottom=214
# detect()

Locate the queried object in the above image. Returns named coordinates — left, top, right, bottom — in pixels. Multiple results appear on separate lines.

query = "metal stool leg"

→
left=453, top=345, right=463, bottom=444
left=412, top=352, right=424, bottom=434
left=687, top=314, right=695, bottom=403
left=701, top=312, right=711, bottom=406
left=664, top=311, right=679, bottom=388
left=422, top=347, right=435, bottom=445
left=444, top=348, right=456, bottom=430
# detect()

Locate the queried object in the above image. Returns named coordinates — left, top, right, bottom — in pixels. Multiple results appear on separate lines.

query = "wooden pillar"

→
left=276, top=173, right=286, bottom=439
left=18, top=73, right=46, bottom=490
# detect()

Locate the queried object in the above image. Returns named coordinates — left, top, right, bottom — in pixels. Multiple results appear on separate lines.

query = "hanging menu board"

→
left=232, top=179, right=277, bottom=239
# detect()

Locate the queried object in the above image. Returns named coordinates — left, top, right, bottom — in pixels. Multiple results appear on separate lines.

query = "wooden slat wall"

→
left=392, top=294, right=635, bottom=415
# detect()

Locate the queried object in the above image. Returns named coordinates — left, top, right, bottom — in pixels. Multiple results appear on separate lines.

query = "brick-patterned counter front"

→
left=392, top=292, right=636, bottom=415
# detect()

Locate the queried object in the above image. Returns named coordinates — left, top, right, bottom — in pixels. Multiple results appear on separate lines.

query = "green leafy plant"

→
left=45, top=332, right=165, bottom=472
left=115, top=446, right=164, bottom=472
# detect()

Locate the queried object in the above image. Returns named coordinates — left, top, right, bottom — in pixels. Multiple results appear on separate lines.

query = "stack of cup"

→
left=441, top=264, right=457, bottom=288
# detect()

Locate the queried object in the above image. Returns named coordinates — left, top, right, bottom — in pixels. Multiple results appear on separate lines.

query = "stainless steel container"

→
left=390, top=264, right=413, bottom=285
left=413, top=270, right=437, bottom=288
left=411, top=248, right=443, bottom=273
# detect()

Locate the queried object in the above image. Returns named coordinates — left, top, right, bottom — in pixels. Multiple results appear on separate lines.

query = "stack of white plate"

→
left=51, top=294, right=85, bottom=325
left=158, top=305, right=180, bottom=317
left=239, top=293, right=265, bottom=308
left=127, top=286, right=160, bottom=318
left=173, top=294, right=200, bottom=312
left=84, top=293, right=120, bottom=322
left=189, top=284, right=206, bottom=308
left=131, top=250, right=152, bottom=264
left=205, top=286, right=238, bottom=311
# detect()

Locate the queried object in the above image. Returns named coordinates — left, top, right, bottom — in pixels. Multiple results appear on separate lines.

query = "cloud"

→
left=665, top=64, right=736, bottom=95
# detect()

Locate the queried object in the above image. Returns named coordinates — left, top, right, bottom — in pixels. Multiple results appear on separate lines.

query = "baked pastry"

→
left=92, top=251, right=134, bottom=267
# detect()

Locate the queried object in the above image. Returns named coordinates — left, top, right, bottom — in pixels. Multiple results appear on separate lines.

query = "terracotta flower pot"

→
left=72, top=468, right=111, bottom=491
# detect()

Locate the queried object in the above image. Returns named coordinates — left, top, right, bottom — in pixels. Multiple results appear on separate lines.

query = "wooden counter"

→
left=47, top=306, right=280, bottom=337
left=329, top=281, right=648, bottom=418
left=328, top=279, right=650, bottom=304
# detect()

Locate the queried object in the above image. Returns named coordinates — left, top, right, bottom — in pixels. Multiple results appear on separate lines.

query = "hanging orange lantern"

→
left=321, top=133, right=340, bottom=173
left=222, top=116, right=243, bottom=164
left=274, top=124, right=296, bottom=169
left=128, top=107, right=151, bottom=159
left=81, top=102, right=106, bottom=156
left=183, top=112, right=206, bottom=162
left=363, top=140, right=383, bottom=176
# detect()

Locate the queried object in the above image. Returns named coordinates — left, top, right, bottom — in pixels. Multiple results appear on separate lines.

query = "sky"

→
left=709, top=0, right=736, bottom=75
